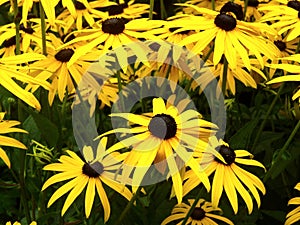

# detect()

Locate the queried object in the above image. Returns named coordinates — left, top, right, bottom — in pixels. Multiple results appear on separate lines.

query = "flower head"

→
left=161, top=199, right=234, bottom=225
left=183, top=136, right=266, bottom=214
left=42, top=137, right=132, bottom=220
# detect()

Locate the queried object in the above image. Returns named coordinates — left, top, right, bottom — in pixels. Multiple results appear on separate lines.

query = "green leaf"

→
left=261, top=210, right=286, bottom=222
left=229, top=118, right=260, bottom=150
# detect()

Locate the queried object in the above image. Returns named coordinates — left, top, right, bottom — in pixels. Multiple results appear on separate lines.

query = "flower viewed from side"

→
left=98, top=97, right=217, bottom=203
left=42, top=137, right=132, bottom=220
left=267, top=54, right=300, bottom=100
left=183, top=136, right=266, bottom=214
left=178, top=3, right=279, bottom=70
left=0, top=113, right=28, bottom=168
left=6, top=222, right=37, bottom=225
left=0, top=53, right=50, bottom=110
left=161, top=199, right=234, bottom=225
left=285, top=182, right=300, bottom=225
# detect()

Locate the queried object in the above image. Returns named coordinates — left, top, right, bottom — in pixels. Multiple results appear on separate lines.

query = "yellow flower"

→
left=267, top=54, right=300, bottom=101
left=27, top=34, right=101, bottom=105
left=0, top=53, right=50, bottom=110
left=6, top=221, right=37, bottom=225
left=161, top=199, right=234, bottom=225
left=259, top=1, right=300, bottom=41
left=42, top=137, right=132, bottom=220
left=183, top=136, right=266, bottom=214
left=0, top=112, right=27, bottom=168
left=98, top=97, right=217, bottom=203
left=56, top=0, right=111, bottom=33
left=59, top=17, right=164, bottom=66
left=178, top=3, right=279, bottom=70
left=285, top=182, right=300, bottom=225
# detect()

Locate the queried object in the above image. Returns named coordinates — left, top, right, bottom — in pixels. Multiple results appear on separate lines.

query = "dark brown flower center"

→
left=215, top=145, right=236, bottom=165
left=274, top=40, right=286, bottom=51
left=54, top=49, right=74, bottom=62
left=220, top=1, right=244, bottom=20
left=191, top=207, right=206, bottom=220
left=20, top=24, right=34, bottom=34
left=102, top=18, right=126, bottom=34
left=82, top=162, right=104, bottom=177
left=248, top=0, right=259, bottom=7
left=75, top=1, right=86, bottom=10
left=169, top=27, right=190, bottom=35
left=108, top=5, right=124, bottom=16
left=287, top=0, right=300, bottom=11
left=2, top=36, right=16, bottom=48
left=148, top=113, right=177, bottom=140
left=214, top=13, right=237, bottom=31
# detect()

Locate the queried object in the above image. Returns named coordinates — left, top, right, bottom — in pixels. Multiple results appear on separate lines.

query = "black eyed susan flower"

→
left=183, top=136, right=266, bottom=214
left=27, top=34, right=100, bottom=105
left=104, top=0, right=150, bottom=19
left=5, top=222, right=37, bottom=225
left=56, top=0, right=111, bottom=33
left=259, top=0, right=300, bottom=41
left=161, top=199, right=234, bottom=225
left=0, top=21, right=50, bottom=56
left=58, top=17, right=164, bottom=66
left=0, top=112, right=28, bottom=168
left=267, top=54, right=300, bottom=101
left=42, top=137, right=132, bottom=220
left=192, top=57, right=266, bottom=96
left=0, top=53, right=50, bottom=110
left=178, top=3, right=279, bottom=70
left=98, top=97, right=218, bottom=203
left=285, top=182, right=300, bottom=225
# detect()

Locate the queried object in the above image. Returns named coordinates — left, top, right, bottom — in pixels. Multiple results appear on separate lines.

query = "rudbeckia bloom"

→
left=27, top=34, right=100, bottom=105
left=98, top=97, right=217, bottom=203
left=259, top=0, right=300, bottom=41
left=267, top=54, right=300, bottom=100
left=183, top=137, right=266, bottom=214
left=6, top=222, right=37, bottom=225
left=59, top=17, right=164, bottom=66
left=161, top=199, right=234, bottom=225
left=56, top=0, right=111, bottom=33
left=0, top=53, right=50, bottom=110
left=178, top=3, right=279, bottom=70
left=0, top=21, right=46, bottom=56
left=0, top=112, right=28, bottom=168
left=285, top=182, right=300, bottom=225
left=42, top=137, right=132, bottom=220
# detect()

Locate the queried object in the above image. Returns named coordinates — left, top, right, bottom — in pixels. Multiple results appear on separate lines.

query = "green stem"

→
left=149, top=0, right=155, bottom=19
left=39, top=2, right=47, bottom=55
left=13, top=0, right=20, bottom=55
left=252, top=83, right=285, bottom=151
left=264, top=119, right=300, bottom=182
left=115, top=186, right=142, bottom=225
left=159, top=0, right=167, bottom=19
left=243, top=0, right=249, bottom=20
left=185, top=43, right=214, bottom=92
left=181, top=188, right=204, bottom=225
left=221, top=57, right=228, bottom=96
left=211, top=0, right=215, bottom=10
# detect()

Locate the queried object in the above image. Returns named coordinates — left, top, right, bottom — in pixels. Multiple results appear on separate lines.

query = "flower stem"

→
left=115, top=186, right=142, bottom=225
left=181, top=188, right=204, bottom=225
left=149, top=0, right=155, bottom=19
left=252, top=83, right=285, bottom=151
left=221, top=57, right=228, bottom=96
left=39, top=2, right=47, bottom=55
left=264, top=119, right=300, bottom=182
left=243, top=0, right=249, bottom=20
left=12, top=0, right=20, bottom=55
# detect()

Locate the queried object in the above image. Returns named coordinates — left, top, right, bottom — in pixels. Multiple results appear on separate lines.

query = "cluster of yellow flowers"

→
left=0, top=0, right=300, bottom=224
